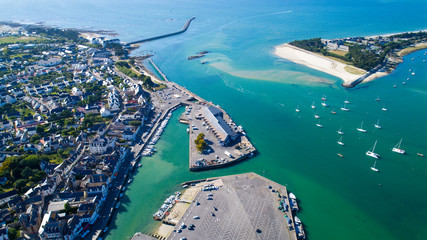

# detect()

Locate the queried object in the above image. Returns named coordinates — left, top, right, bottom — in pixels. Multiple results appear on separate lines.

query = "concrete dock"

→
left=153, top=172, right=298, bottom=240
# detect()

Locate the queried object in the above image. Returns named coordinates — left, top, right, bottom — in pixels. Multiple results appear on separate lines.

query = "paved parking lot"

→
left=169, top=173, right=293, bottom=240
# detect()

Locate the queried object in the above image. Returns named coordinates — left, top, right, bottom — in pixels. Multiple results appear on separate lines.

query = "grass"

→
left=344, top=66, right=366, bottom=75
left=328, top=50, right=348, bottom=56
left=0, top=36, right=50, bottom=45
left=397, top=43, right=427, bottom=56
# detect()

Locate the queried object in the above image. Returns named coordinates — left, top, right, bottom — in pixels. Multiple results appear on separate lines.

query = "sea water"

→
left=2, top=0, right=427, bottom=239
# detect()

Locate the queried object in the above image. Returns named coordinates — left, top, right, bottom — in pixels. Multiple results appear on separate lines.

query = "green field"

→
left=0, top=36, right=51, bottom=45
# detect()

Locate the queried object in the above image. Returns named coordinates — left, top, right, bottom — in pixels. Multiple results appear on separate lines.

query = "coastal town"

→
left=0, top=22, right=257, bottom=240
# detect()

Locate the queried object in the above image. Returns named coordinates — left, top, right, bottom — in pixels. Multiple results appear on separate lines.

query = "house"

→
left=19, top=204, right=42, bottom=236
left=100, top=107, right=112, bottom=117
left=37, top=57, right=62, bottom=67
left=0, top=190, right=18, bottom=205
left=89, top=137, right=116, bottom=154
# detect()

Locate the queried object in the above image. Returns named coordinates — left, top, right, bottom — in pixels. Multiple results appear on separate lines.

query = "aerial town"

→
left=0, top=23, right=258, bottom=240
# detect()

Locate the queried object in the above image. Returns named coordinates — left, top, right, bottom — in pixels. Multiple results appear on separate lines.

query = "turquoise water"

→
left=3, top=1, right=427, bottom=239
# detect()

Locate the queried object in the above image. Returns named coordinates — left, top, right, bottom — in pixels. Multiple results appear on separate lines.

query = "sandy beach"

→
left=274, top=43, right=366, bottom=85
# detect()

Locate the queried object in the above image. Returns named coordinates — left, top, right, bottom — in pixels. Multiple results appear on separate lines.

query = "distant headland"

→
left=275, top=31, right=427, bottom=87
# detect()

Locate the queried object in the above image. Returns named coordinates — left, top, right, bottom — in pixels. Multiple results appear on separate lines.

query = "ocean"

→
left=2, top=0, right=427, bottom=239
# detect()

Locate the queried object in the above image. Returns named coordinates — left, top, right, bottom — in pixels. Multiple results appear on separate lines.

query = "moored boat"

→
left=366, top=140, right=380, bottom=159
left=357, top=121, right=367, bottom=133
left=392, top=138, right=406, bottom=154
left=370, top=161, right=379, bottom=172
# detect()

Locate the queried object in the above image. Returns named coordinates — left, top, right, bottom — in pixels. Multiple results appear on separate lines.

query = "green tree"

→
left=14, top=179, right=27, bottom=193
left=194, top=133, right=207, bottom=153
left=22, top=167, right=34, bottom=178
left=8, top=227, right=19, bottom=240
left=64, top=202, right=72, bottom=214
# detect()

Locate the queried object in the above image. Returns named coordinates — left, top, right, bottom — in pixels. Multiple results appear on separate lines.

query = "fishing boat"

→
left=337, top=153, right=344, bottom=158
left=374, top=119, right=382, bottom=129
left=370, top=161, right=379, bottom=172
left=337, top=136, right=344, bottom=146
left=357, top=122, right=367, bottom=132
left=321, top=94, right=327, bottom=101
left=366, top=140, right=380, bottom=159
left=311, top=101, right=316, bottom=109
left=392, top=138, right=406, bottom=154
left=295, top=105, right=300, bottom=112
left=341, top=102, right=349, bottom=111
left=344, top=97, right=350, bottom=104
left=289, top=193, right=299, bottom=211
left=375, top=96, right=381, bottom=101
left=337, top=127, right=344, bottom=135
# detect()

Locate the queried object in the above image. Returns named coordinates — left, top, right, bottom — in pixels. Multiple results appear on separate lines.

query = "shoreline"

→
left=274, top=43, right=366, bottom=85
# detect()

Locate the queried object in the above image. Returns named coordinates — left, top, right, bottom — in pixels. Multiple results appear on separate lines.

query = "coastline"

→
left=274, top=43, right=366, bottom=85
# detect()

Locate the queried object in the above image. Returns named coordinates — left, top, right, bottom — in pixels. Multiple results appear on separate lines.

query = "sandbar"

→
left=274, top=43, right=366, bottom=85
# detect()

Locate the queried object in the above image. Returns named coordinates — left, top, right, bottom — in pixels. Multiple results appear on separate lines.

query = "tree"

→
left=22, top=167, right=34, bottom=178
left=195, top=133, right=207, bottom=153
left=14, top=179, right=27, bottom=193
left=8, top=227, right=19, bottom=240
left=36, top=124, right=46, bottom=134
left=64, top=202, right=72, bottom=214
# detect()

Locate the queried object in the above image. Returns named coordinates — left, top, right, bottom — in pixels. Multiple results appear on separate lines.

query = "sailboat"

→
left=375, top=96, right=381, bottom=101
left=331, top=109, right=336, bottom=114
left=370, top=161, right=379, bottom=172
left=337, top=136, right=344, bottom=146
left=321, top=100, right=329, bottom=107
left=311, top=101, right=316, bottom=109
left=337, top=127, right=344, bottom=135
left=341, top=102, right=349, bottom=111
left=366, top=140, right=380, bottom=159
left=374, top=119, right=382, bottom=129
left=392, top=138, right=406, bottom=154
left=357, top=122, right=367, bottom=132
left=393, top=83, right=397, bottom=88
left=316, top=120, right=323, bottom=128
left=321, top=94, right=327, bottom=101
left=314, top=112, right=320, bottom=119
left=344, top=97, right=350, bottom=104
left=381, top=107, right=388, bottom=111
left=295, top=105, right=300, bottom=112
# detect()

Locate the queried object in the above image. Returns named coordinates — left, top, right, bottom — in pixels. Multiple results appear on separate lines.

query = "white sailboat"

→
left=321, top=100, right=329, bottom=107
left=344, top=97, right=350, bottom=104
left=295, top=105, right=300, bottom=112
left=375, top=95, right=381, bottom=101
left=357, top=121, right=367, bottom=132
left=337, top=136, right=344, bottom=146
left=311, top=101, right=316, bottom=109
left=366, top=140, right=380, bottom=159
left=314, top=112, right=320, bottom=119
left=337, top=127, right=344, bottom=135
left=370, top=161, right=379, bottom=172
left=374, top=119, right=382, bottom=129
left=316, top=120, right=323, bottom=128
left=341, top=102, right=349, bottom=111
left=392, top=138, right=406, bottom=154
left=321, top=94, right=327, bottom=101
left=381, top=107, right=388, bottom=111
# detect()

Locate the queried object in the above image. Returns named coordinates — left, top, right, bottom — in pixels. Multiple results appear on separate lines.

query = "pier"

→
left=126, top=17, right=195, bottom=46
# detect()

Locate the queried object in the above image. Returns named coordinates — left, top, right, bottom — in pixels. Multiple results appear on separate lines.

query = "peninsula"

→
left=275, top=31, right=427, bottom=87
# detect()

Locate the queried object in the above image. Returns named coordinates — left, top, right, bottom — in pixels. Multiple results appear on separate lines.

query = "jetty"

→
left=126, top=17, right=195, bottom=46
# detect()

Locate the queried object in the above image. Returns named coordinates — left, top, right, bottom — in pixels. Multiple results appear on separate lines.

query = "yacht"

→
left=381, top=107, right=388, bottom=111
left=316, top=120, right=323, bottom=128
left=370, top=161, right=379, bottom=172
left=311, top=101, right=316, bottom=109
left=341, top=102, right=349, bottom=111
left=392, top=138, right=406, bottom=154
left=337, top=127, right=344, bottom=135
left=357, top=122, right=367, bottom=132
left=366, top=140, right=380, bottom=159
left=314, top=113, right=320, bottom=119
left=374, top=119, right=381, bottom=129
left=337, top=136, right=344, bottom=146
